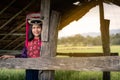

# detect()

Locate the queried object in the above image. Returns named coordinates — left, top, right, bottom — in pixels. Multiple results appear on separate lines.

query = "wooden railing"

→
left=0, top=55, right=120, bottom=71
left=57, top=53, right=118, bottom=57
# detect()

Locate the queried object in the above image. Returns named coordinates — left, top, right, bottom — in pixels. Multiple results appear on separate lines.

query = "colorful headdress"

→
left=26, top=13, right=42, bottom=47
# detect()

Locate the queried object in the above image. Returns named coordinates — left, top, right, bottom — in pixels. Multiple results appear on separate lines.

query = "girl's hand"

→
left=0, top=55, right=15, bottom=59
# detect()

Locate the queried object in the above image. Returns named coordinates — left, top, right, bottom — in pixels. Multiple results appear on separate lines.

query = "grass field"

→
left=57, top=45, right=120, bottom=54
left=0, top=45, right=120, bottom=80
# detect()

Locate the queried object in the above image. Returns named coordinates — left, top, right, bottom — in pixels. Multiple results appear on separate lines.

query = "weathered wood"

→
left=59, top=1, right=97, bottom=30
left=0, top=52, right=118, bottom=57
left=0, top=50, right=21, bottom=55
left=40, top=10, right=60, bottom=80
left=13, top=41, right=24, bottom=50
left=57, top=53, right=118, bottom=57
left=0, top=1, right=33, bottom=29
left=0, top=22, right=25, bottom=40
left=40, top=0, right=50, bottom=41
left=0, top=33, right=25, bottom=36
left=99, top=0, right=111, bottom=79
left=102, top=19, right=110, bottom=55
left=102, top=19, right=111, bottom=80
left=0, top=56, right=120, bottom=71
left=49, top=11, right=60, bottom=57
left=3, top=36, right=25, bottom=49
left=40, top=11, right=60, bottom=57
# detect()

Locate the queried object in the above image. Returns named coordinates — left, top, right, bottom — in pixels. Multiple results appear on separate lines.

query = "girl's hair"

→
left=28, top=24, right=42, bottom=41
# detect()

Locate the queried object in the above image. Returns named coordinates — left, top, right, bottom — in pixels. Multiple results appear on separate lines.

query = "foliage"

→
left=58, top=33, right=120, bottom=46
left=110, top=33, right=120, bottom=45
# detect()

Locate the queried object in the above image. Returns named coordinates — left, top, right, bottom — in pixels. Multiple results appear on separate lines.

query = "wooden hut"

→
left=0, top=0, right=120, bottom=80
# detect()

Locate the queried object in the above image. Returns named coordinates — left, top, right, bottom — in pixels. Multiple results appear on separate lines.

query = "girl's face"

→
left=32, top=24, right=42, bottom=38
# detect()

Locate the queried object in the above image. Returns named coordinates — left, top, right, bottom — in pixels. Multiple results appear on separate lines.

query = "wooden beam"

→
left=1, top=56, right=120, bottom=71
left=40, top=0, right=50, bottom=41
left=40, top=11, right=60, bottom=80
left=0, top=0, right=33, bottom=29
left=0, top=52, right=118, bottom=57
left=99, top=0, right=111, bottom=80
left=40, top=0, right=51, bottom=79
left=0, top=40, right=12, bottom=42
left=0, top=22, right=25, bottom=40
left=59, top=1, right=98, bottom=30
left=57, top=53, right=118, bottom=57
left=0, top=33, right=25, bottom=36
left=0, top=0, right=16, bottom=15
left=0, top=50, right=21, bottom=55
left=12, top=41, right=24, bottom=50
left=41, top=11, right=60, bottom=57
left=3, top=36, right=25, bottom=49
left=0, top=50, right=119, bottom=57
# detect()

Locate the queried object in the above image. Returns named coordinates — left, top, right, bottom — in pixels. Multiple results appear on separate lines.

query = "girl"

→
left=0, top=18, right=43, bottom=80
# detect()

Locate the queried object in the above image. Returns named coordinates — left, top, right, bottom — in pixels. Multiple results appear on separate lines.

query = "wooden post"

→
left=40, top=0, right=50, bottom=41
left=98, top=0, right=111, bottom=80
left=40, top=0, right=51, bottom=79
left=39, top=10, right=60, bottom=80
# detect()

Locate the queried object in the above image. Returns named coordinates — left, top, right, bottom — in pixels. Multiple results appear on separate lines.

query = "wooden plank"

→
left=49, top=11, right=60, bottom=57
left=40, top=0, right=50, bottom=41
left=0, top=33, right=25, bottom=36
left=57, top=53, right=118, bottom=57
left=99, top=0, right=110, bottom=79
left=0, top=1, right=33, bottom=29
left=0, top=22, right=25, bottom=40
left=102, top=19, right=111, bottom=80
left=39, top=11, right=60, bottom=80
left=0, top=50, right=21, bottom=55
left=13, top=41, right=24, bottom=50
left=3, top=36, right=25, bottom=49
left=1, top=56, right=120, bottom=71
left=0, top=52, right=118, bottom=57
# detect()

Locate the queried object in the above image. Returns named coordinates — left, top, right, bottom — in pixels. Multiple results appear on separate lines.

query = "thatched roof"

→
left=0, top=0, right=120, bottom=50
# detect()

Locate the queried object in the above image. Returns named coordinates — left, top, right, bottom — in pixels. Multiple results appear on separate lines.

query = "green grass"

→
left=55, top=71, right=102, bottom=80
left=0, top=45, right=120, bottom=80
left=0, top=69, right=25, bottom=80
left=57, top=45, right=103, bottom=53
left=1, top=70, right=120, bottom=80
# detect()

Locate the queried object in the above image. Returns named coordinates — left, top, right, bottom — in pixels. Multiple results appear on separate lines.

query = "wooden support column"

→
left=39, top=11, right=60, bottom=80
left=98, top=0, right=111, bottom=80
left=40, top=0, right=60, bottom=77
left=41, top=0, right=50, bottom=41
left=40, top=0, right=51, bottom=79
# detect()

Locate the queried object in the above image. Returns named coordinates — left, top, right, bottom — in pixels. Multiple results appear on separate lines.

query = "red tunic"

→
left=27, top=38, right=41, bottom=58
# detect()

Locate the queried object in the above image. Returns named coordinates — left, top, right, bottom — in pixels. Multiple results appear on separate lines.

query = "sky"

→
left=58, top=3, right=120, bottom=38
